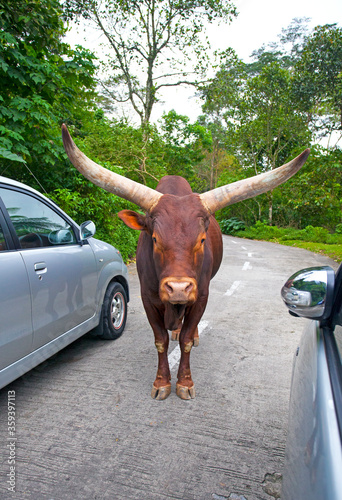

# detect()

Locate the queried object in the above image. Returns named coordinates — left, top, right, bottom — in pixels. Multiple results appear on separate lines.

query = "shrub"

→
left=49, top=186, right=139, bottom=262
left=220, top=217, right=245, bottom=235
left=300, top=225, right=330, bottom=243
left=336, top=223, right=342, bottom=234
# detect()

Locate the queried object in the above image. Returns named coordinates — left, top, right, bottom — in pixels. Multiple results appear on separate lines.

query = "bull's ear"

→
left=118, top=210, right=146, bottom=231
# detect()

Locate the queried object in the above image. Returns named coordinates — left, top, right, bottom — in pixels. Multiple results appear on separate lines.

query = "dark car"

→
left=281, top=264, right=342, bottom=499
left=0, top=176, right=129, bottom=389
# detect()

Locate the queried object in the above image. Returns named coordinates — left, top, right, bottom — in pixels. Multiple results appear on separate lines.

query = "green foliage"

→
left=236, top=221, right=342, bottom=245
left=49, top=183, right=140, bottom=262
left=160, top=110, right=213, bottom=185
left=276, top=146, right=342, bottom=229
left=293, top=24, right=342, bottom=136
left=0, top=0, right=97, bottom=185
left=201, top=20, right=342, bottom=229
left=219, top=217, right=245, bottom=235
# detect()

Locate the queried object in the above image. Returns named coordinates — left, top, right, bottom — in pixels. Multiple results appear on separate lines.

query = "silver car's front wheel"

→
left=95, top=282, right=128, bottom=340
left=111, top=290, right=125, bottom=329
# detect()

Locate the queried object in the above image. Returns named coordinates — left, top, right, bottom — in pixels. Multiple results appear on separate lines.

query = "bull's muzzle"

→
left=160, top=277, right=198, bottom=304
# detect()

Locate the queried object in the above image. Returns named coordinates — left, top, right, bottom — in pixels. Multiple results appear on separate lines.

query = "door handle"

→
left=34, top=262, right=47, bottom=273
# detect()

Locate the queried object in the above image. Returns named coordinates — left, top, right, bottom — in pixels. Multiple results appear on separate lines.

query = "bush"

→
left=235, top=222, right=342, bottom=245
left=336, top=223, right=342, bottom=234
left=49, top=186, right=139, bottom=262
left=220, top=217, right=245, bottom=235
left=298, top=226, right=331, bottom=243
left=236, top=220, right=282, bottom=240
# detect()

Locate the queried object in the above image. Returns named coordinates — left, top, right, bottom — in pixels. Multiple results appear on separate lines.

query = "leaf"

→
left=0, top=147, right=26, bottom=163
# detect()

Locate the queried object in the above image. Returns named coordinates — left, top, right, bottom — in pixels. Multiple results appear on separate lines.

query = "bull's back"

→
left=156, top=176, right=193, bottom=196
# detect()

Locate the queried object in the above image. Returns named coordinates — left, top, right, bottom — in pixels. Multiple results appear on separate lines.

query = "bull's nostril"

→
left=185, top=283, right=193, bottom=293
left=165, top=283, right=173, bottom=294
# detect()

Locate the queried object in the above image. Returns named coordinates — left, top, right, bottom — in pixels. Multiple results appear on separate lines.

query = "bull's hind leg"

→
left=172, top=319, right=199, bottom=346
left=171, top=317, right=183, bottom=341
left=193, top=326, right=199, bottom=347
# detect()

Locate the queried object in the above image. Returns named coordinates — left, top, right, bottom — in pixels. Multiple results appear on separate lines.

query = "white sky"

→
left=65, top=0, right=342, bottom=124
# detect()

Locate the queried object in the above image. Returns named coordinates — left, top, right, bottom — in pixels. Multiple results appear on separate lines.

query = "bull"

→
left=62, top=124, right=309, bottom=400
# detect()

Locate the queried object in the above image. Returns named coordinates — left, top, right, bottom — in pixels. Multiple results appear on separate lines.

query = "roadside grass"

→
left=222, top=221, right=342, bottom=262
left=276, top=241, right=342, bottom=262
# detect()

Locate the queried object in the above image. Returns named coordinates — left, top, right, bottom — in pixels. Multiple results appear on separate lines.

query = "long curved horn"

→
left=199, top=149, right=310, bottom=214
left=61, top=124, right=162, bottom=212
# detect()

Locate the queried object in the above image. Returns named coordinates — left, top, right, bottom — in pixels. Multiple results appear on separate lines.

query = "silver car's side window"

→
left=334, top=325, right=342, bottom=365
left=0, top=188, right=77, bottom=248
left=0, top=223, right=7, bottom=251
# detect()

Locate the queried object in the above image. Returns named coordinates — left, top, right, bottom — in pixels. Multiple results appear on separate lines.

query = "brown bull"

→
left=62, top=124, right=309, bottom=400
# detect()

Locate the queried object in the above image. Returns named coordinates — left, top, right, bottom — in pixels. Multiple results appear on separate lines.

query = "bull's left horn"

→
left=61, top=124, right=162, bottom=212
left=199, top=149, right=310, bottom=214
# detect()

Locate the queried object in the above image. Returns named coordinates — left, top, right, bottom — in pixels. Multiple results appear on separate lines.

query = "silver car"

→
left=281, top=265, right=342, bottom=499
left=0, top=176, right=129, bottom=389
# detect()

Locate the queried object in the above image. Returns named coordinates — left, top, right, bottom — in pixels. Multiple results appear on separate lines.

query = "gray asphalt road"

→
left=0, top=236, right=338, bottom=500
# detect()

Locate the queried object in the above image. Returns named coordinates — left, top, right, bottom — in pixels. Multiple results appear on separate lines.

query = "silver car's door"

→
left=0, top=187, right=98, bottom=350
left=0, top=211, right=33, bottom=371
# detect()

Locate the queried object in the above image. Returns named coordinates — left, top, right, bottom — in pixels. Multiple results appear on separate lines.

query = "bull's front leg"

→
left=176, top=334, right=196, bottom=400
left=176, top=300, right=207, bottom=400
left=151, top=324, right=171, bottom=400
left=142, top=298, right=171, bottom=401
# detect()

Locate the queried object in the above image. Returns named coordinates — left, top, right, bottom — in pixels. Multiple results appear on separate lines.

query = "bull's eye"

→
left=201, top=238, right=206, bottom=244
left=152, top=236, right=157, bottom=244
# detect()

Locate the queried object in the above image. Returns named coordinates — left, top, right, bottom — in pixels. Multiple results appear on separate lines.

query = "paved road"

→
left=0, top=236, right=338, bottom=500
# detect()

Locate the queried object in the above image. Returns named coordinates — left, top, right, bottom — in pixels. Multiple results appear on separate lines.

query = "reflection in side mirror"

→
left=48, top=229, right=74, bottom=245
left=281, top=266, right=335, bottom=320
left=80, top=220, right=96, bottom=240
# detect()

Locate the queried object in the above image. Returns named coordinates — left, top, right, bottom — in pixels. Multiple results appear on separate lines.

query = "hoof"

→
left=176, top=384, right=196, bottom=400
left=151, top=384, right=171, bottom=400
left=171, top=329, right=180, bottom=341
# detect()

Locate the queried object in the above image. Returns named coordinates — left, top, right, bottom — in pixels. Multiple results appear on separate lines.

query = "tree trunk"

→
left=268, top=191, right=273, bottom=225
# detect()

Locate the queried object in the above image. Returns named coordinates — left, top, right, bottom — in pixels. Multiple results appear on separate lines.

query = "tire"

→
left=95, top=282, right=127, bottom=340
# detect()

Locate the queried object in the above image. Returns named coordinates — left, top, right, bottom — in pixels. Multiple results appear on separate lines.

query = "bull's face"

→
left=118, top=194, right=210, bottom=306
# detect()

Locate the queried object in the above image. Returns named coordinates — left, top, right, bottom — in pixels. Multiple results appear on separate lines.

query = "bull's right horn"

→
left=199, top=149, right=310, bottom=214
left=62, top=124, right=162, bottom=212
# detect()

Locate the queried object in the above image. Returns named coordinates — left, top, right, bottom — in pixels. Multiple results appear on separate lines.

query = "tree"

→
left=63, top=0, right=237, bottom=127
left=246, top=17, right=311, bottom=76
left=160, top=110, right=213, bottom=190
left=202, top=52, right=311, bottom=223
left=292, top=24, right=342, bottom=147
left=275, top=146, right=342, bottom=229
left=0, top=0, right=97, bottom=187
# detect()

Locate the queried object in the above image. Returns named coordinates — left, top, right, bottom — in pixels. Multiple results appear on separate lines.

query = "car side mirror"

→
left=48, top=229, right=74, bottom=245
left=281, top=266, right=335, bottom=320
left=80, top=220, right=96, bottom=240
